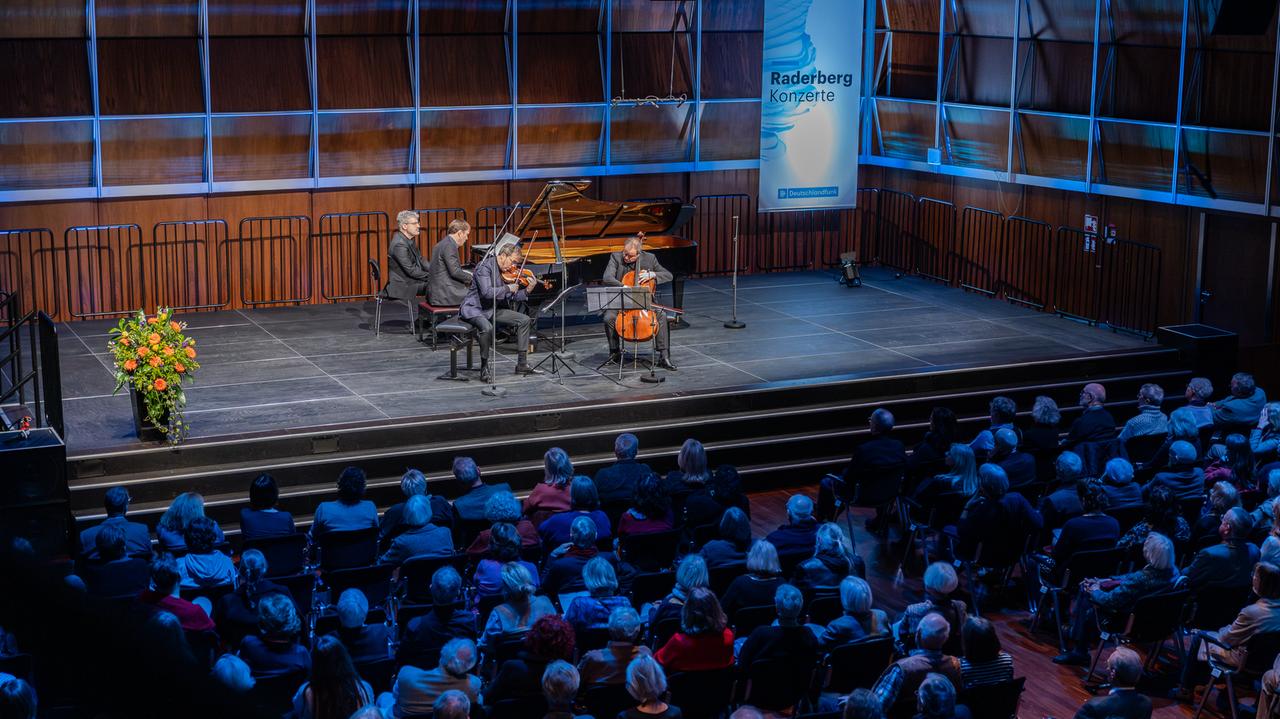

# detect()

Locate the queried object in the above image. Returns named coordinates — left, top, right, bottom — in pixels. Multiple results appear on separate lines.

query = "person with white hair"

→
left=542, top=515, right=616, bottom=597
left=386, top=209, right=431, bottom=325
left=721, top=540, right=784, bottom=617
left=872, top=613, right=962, bottom=719
left=1054, top=532, right=1178, bottom=666
left=398, top=565, right=478, bottom=669
left=1038, top=451, right=1086, bottom=530
left=380, top=468, right=454, bottom=545
left=1142, top=440, right=1205, bottom=501
left=1119, top=383, right=1168, bottom=443
left=0, top=678, right=37, bottom=719
left=765, top=494, right=820, bottom=557
left=594, top=432, right=653, bottom=505
left=564, top=556, right=631, bottom=635
left=541, top=660, right=587, bottom=718
left=915, top=672, right=962, bottom=719
left=432, top=690, right=471, bottom=719
left=240, top=592, right=311, bottom=677
left=211, top=653, right=255, bottom=693
left=386, top=637, right=481, bottom=717
left=1183, top=507, right=1260, bottom=592
left=895, top=562, right=966, bottom=654
left=1184, top=377, right=1216, bottom=428
left=465, top=489, right=538, bottom=557
left=1099, top=457, right=1142, bottom=508
left=1073, top=646, right=1151, bottom=719
left=330, top=587, right=390, bottom=664
left=1211, top=372, right=1268, bottom=426
left=819, top=576, right=890, bottom=650
left=737, top=584, right=819, bottom=682
left=1061, top=382, right=1118, bottom=450
left=578, top=606, right=651, bottom=687
left=620, top=654, right=681, bottom=718
left=459, top=241, right=539, bottom=381
left=818, top=407, right=907, bottom=522
left=482, top=562, right=557, bottom=648
left=379, top=494, right=454, bottom=565
left=1251, top=401, right=1280, bottom=464
left=793, top=522, right=864, bottom=600
left=969, top=396, right=1019, bottom=459
left=991, top=428, right=1036, bottom=489
left=646, top=554, right=710, bottom=644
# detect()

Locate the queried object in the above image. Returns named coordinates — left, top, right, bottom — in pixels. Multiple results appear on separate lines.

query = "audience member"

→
left=700, top=506, right=751, bottom=568
left=1099, top=457, right=1142, bottom=509
left=1260, top=652, right=1280, bottom=719
left=1255, top=469, right=1280, bottom=528
left=1184, top=377, right=1216, bottom=428
left=156, top=491, right=225, bottom=552
left=1150, top=406, right=1205, bottom=469
left=541, top=660, right=587, bottom=719
left=1061, top=383, right=1117, bottom=449
left=617, top=474, right=674, bottom=537
left=176, top=516, right=236, bottom=588
left=465, top=491, right=539, bottom=556
left=594, top=433, right=651, bottom=505
left=647, top=554, right=710, bottom=644
left=1023, top=396, right=1063, bottom=454
left=240, top=473, right=296, bottom=541
left=525, top=447, right=575, bottom=519
left=1183, top=507, right=1260, bottom=592
left=398, top=566, right=478, bottom=669
left=1263, top=511, right=1280, bottom=567
left=564, top=557, right=631, bottom=636
left=958, top=617, right=1012, bottom=688
left=137, top=554, right=216, bottom=633
left=1211, top=372, right=1267, bottom=426
left=954, top=464, right=1042, bottom=561
left=483, top=562, right=557, bottom=647
left=793, top=522, right=864, bottom=599
left=1214, top=433, right=1256, bottom=490
left=452, top=456, right=512, bottom=523
left=872, top=614, right=961, bottom=719
left=620, top=655, right=681, bottom=719
left=737, top=584, right=819, bottom=673
left=1119, top=383, right=1168, bottom=443
left=896, top=563, right=966, bottom=654
left=654, top=587, right=733, bottom=672
left=969, top=396, right=1018, bottom=458
left=379, top=494, right=454, bottom=564
left=79, top=486, right=151, bottom=558
left=1198, top=562, right=1280, bottom=670
left=820, top=408, right=907, bottom=522
left=331, top=588, right=389, bottom=664
left=387, top=637, right=481, bottom=717
left=1252, top=401, right=1280, bottom=465
left=1038, top=452, right=1085, bottom=529
left=311, top=467, right=378, bottom=536
left=843, top=688, right=885, bottom=719
left=578, top=606, right=650, bottom=687
left=915, top=672, right=970, bottom=719
left=542, top=516, right=616, bottom=596
left=664, top=439, right=719, bottom=526
left=913, top=444, right=979, bottom=503
left=540, top=476, right=612, bottom=546
left=1072, top=646, right=1151, bottom=719
left=485, top=616, right=576, bottom=705
left=1046, top=479, right=1118, bottom=578
left=722, top=540, right=784, bottom=618
left=211, top=653, right=255, bottom=693
left=474, top=522, right=539, bottom=599
left=707, top=464, right=750, bottom=516
left=240, top=592, right=310, bottom=678
left=292, top=634, right=374, bottom=719
left=0, top=678, right=37, bottom=719
left=765, top=495, right=820, bottom=557
left=433, top=690, right=471, bottom=719
left=77, top=522, right=150, bottom=597
left=217, top=549, right=286, bottom=643
left=379, top=469, right=453, bottom=546
left=819, top=576, right=889, bottom=649
left=1192, top=482, right=1240, bottom=549
left=1143, top=440, right=1206, bottom=501
left=1117, top=484, right=1190, bottom=553
left=908, top=407, right=959, bottom=471
left=991, top=428, right=1035, bottom=489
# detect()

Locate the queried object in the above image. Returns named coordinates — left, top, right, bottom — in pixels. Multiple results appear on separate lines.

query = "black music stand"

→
left=587, top=286, right=663, bottom=384
left=531, top=281, right=581, bottom=382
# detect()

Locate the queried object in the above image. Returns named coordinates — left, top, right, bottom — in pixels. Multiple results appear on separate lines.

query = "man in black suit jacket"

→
left=601, top=234, right=676, bottom=370
left=593, top=433, right=652, bottom=505
left=1184, top=508, right=1261, bottom=591
left=78, top=523, right=151, bottom=597
left=387, top=210, right=431, bottom=320
left=427, top=218, right=473, bottom=307
left=79, top=486, right=151, bottom=559
left=1061, top=383, right=1118, bottom=450
left=1073, top=646, right=1152, bottom=719
left=817, top=407, right=907, bottom=521
left=993, top=428, right=1037, bottom=489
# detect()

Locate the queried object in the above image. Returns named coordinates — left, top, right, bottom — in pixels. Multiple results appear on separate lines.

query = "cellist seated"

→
left=602, top=233, right=677, bottom=371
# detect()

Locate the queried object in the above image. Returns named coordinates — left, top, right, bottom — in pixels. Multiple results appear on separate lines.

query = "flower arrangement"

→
left=108, top=309, right=200, bottom=443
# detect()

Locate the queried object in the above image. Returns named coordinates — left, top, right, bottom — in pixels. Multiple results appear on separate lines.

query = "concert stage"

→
left=58, top=267, right=1150, bottom=456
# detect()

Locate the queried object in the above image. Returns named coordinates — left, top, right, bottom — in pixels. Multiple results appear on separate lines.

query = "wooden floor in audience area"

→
left=747, top=488, right=1198, bottom=719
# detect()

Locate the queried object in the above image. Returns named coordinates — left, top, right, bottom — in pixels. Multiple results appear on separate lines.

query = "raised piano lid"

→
left=513, top=180, right=689, bottom=239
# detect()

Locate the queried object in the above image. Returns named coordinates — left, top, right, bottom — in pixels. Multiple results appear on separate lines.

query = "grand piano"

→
left=470, top=180, right=698, bottom=317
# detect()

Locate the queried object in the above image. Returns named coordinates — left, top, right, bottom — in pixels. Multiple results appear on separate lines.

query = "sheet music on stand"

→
left=586, top=286, right=663, bottom=383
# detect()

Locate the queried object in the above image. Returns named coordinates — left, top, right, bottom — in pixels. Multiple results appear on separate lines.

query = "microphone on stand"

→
left=724, top=214, right=745, bottom=330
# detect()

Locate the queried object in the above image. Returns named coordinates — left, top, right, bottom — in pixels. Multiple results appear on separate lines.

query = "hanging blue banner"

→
left=759, top=0, right=863, bottom=212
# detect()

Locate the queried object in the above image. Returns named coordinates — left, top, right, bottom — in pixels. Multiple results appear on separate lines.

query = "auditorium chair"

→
left=1085, top=588, right=1191, bottom=684
left=398, top=553, right=470, bottom=604
left=805, top=594, right=842, bottom=626
left=311, top=606, right=387, bottom=639
left=648, top=614, right=682, bottom=649
left=322, top=563, right=396, bottom=608
left=831, top=464, right=906, bottom=540
left=1124, top=433, right=1168, bottom=469
left=818, top=635, right=893, bottom=695
left=241, top=532, right=308, bottom=578
left=487, top=696, right=548, bottom=719
left=1192, top=631, right=1280, bottom=719
left=955, top=535, right=1033, bottom=616
left=250, top=670, right=307, bottom=717
left=582, top=682, right=633, bottom=719
left=708, top=561, right=746, bottom=597
left=273, top=572, right=317, bottom=618
left=898, top=491, right=967, bottom=572
left=354, top=657, right=397, bottom=695
left=959, top=676, right=1026, bottom=719
left=667, top=668, right=734, bottom=718
left=738, top=656, right=816, bottom=713
left=628, top=570, right=675, bottom=608
left=618, top=528, right=681, bottom=571
left=730, top=604, right=778, bottom=639
left=416, top=298, right=460, bottom=350
left=1031, top=547, right=1124, bottom=652
left=315, top=527, right=379, bottom=571
left=1105, top=505, right=1145, bottom=534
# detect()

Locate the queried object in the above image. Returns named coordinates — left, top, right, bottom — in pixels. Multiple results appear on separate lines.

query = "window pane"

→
left=699, top=101, right=760, bottom=162
left=1180, top=128, right=1267, bottom=204
left=944, top=105, right=1010, bottom=171
left=700, top=32, right=760, bottom=99
left=96, top=0, right=197, bottom=37
left=213, top=115, right=312, bottom=182
left=1093, top=120, right=1175, bottom=192
left=318, top=36, right=413, bottom=109
left=1095, top=45, right=1180, bottom=123
left=0, top=120, right=94, bottom=190
left=517, top=34, right=602, bottom=104
left=945, top=36, right=1012, bottom=107
left=209, top=0, right=306, bottom=36
left=421, top=34, right=510, bottom=107
left=516, top=106, right=603, bottom=168
left=101, top=117, right=205, bottom=186
left=316, top=0, right=409, bottom=35
left=1018, top=113, right=1089, bottom=182
left=1016, top=40, right=1093, bottom=115
left=610, top=103, right=693, bottom=164
left=0, top=0, right=85, bottom=38
left=874, top=99, right=935, bottom=161
left=318, top=111, right=413, bottom=177
left=421, top=108, right=510, bottom=172
left=211, top=37, right=311, bottom=112
left=877, top=32, right=938, bottom=101
left=611, top=32, right=694, bottom=99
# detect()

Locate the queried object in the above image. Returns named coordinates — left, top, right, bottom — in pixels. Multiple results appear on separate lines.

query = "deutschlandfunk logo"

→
left=778, top=186, right=839, bottom=200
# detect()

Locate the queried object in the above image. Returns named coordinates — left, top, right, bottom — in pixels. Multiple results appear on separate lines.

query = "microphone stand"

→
left=480, top=208, right=521, bottom=398
left=724, top=214, right=746, bottom=329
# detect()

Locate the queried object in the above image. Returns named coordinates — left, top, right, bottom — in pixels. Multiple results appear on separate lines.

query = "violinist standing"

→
left=460, top=242, right=540, bottom=382
left=603, top=234, right=677, bottom=371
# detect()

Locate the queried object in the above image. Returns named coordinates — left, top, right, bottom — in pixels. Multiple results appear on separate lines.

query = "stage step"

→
left=67, top=347, right=1191, bottom=537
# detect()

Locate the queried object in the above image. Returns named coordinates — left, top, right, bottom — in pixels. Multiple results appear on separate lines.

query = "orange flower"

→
left=123, top=359, right=137, bottom=371
left=163, top=346, right=174, bottom=356
left=148, top=332, right=161, bottom=344
left=136, top=346, right=150, bottom=357
left=174, top=362, right=186, bottom=373
left=119, top=336, right=131, bottom=346
left=169, top=321, right=181, bottom=332
left=147, top=317, right=160, bottom=325
left=148, top=356, right=162, bottom=368
left=153, top=378, right=167, bottom=391
left=184, top=346, right=197, bottom=359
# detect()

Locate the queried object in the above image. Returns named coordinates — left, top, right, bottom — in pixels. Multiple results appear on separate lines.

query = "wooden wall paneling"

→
left=0, top=39, right=93, bottom=118
left=420, top=34, right=510, bottom=107
left=883, top=0, right=940, bottom=33
left=317, top=37, right=413, bottom=110
left=95, top=0, right=198, bottom=37
left=701, top=0, right=763, bottom=32
left=315, top=0, right=408, bottom=36
left=420, top=109, right=510, bottom=173
left=94, top=196, right=211, bottom=315
left=515, top=106, right=604, bottom=168
left=1097, top=196, right=1194, bottom=329
left=1093, top=121, right=1176, bottom=192
left=947, top=36, right=1013, bottom=106
left=598, top=173, right=687, bottom=203
left=1019, top=40, right=1094, bottom=115
left=100, top=117, right=206, bottom=187
left=874, top=99, right=936, bottom=160
left=698, top=101, right=760, bottom=162
left=1190, top=48, right=1274, bottom=131
left=208, top=191, right=312, bottom=309
left=610, top=32, right=693, bottom=98
left=1097, top=45, right=1181, bottom=124
left=1179, top=129, right=1268, bottom=204
left=412, top=181, right=505, bottom=258
left=1018, top=114, right=1090, bottom=182
left=0, top=200, right=98, bottom=321
left=96, top=39, right=204, bottom=115
left=880, top=32, right=940, bottom=101
left=516, top=34, right=603, bottom=104
left=211, top=115, right=313, bottom=183
left=0, top=120, right=95, bottom=191
left=516, top=0, right=600, bottom=33
left=208, top=0, right=306, bottom=36
left=699, top=32, right=761, bottom=99
left=210, top=37, right=311, bottom=112
left=609, top=103, right=693, bottom=164
left=317, top=111, right=414, bottom=177
left=0, top=0, right=85, bottom=38
left=613, top=0, right=687, bottom=31
left=420, top=0, right=507, bottom=34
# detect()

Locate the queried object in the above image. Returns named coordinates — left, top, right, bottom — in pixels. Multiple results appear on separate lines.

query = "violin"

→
left=500, top=237, right=552, bottom=291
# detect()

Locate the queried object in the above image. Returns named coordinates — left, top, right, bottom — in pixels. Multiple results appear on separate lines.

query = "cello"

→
left=613, top=232, right=683, bottom=343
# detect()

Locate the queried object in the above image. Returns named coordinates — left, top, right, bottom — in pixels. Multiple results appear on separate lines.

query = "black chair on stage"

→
left=1031, top=547, right=1124, bottom=652
left=1085, top=588, right=1191, bottom=683
left=619, top=529, right=681, bottom=571
left=819, top=635, right=894, bottom=695
left=1192, top=631, right=1280, bottom=719
left=241, top=533, right=308, bottom=578
left=668, top=667, right=734, bottom=719
left=369, top=259, right=412, bottom=337
left=315, top=527, right=378, bottom=571
left=959, top=676, right=1026, bottom=719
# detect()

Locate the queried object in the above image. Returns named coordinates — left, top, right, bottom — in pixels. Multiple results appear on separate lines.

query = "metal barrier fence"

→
left=144, top=220, right=230, bottom=312
left=1100, top=238, right=1162, bottom=336
left=413, top=208, right=467, bottom=260
left=690, top=193, right=754, bottom=276
left=1052, top=227, right=1104, bottom=325
left=914, top=198, right=955, bottom=284
left=873, top=189, right=917, bottom=273
left=475, top=204, right=529, bottom=249
left=236, top=216, right=312, bottom=306
left=60, top=224, right=142, bottom=319
left=315, top=211, right=388, bottom=302
left=956, top=207, right=1003, bottom=297
left=1003, top=217, right=1054, bottom=310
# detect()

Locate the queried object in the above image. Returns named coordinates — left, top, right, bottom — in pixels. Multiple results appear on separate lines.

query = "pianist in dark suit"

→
left=387, top=210, right=431, bottom=319
left=427, top=218, right=473, bottom=307
left=460, top=242, right=538, bottom=382
left=602, top=234, right=677, bottom=371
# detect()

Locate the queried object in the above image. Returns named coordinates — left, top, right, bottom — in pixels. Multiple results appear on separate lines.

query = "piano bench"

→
left=434, top=316, right=477, bottom=382
left=416, top=301, right=460, bottom=350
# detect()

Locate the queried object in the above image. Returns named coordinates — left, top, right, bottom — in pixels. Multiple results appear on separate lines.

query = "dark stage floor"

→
left=54, top=268, right=1150, bottom=453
